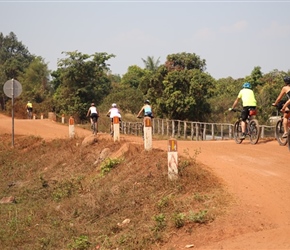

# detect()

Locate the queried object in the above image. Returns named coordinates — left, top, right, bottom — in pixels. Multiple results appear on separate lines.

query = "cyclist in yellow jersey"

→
left=26, top=101, right=33, bottom=119
left=230, top=82, right=257, bottom=139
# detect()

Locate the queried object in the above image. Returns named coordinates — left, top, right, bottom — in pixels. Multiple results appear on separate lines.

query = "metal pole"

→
left=11, top=79, right=15, bottom=147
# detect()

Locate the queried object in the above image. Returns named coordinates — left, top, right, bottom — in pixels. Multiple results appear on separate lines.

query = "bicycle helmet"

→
left=144, top=99, right=150, bottom=104
left=283, top=76, right=290, bottom=85
left=242, top=82, right=251, bottom=89
left=112, top=103, right=117, bottom=107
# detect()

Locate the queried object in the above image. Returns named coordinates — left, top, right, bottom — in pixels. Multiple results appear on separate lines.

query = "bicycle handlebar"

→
left=228, top=108, right=240, bottom=112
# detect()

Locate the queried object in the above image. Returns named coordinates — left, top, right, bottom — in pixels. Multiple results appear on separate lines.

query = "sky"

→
left=1, top=0, right=290, bottom=80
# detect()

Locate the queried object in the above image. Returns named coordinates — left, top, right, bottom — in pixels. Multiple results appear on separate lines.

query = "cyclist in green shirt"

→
left=230, top=82, right=257, bottom=139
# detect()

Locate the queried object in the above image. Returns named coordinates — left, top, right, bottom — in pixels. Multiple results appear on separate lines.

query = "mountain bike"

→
left=107, top=115, right=122, bottom=137
left=274, top=112, right=289, bottom=146
left=288, top=130, right=290, bottom=151
left=27, top=109, right=32, bottom=119
left=230, top=108, right=260, bottom=144
left=272, top=105, right=290, bottom=146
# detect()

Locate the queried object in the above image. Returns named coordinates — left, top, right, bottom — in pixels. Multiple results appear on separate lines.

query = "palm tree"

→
left=141, top=56, right=160, bottom=72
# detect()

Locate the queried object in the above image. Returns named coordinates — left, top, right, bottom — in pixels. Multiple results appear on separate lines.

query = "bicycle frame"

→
left=231, top=108, right=260, bottom=144
left=91, top=117, right=97, bottom=135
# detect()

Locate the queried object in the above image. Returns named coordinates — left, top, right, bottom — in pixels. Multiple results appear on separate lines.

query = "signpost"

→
left=168, top=138, right=178, bottom=180
left=3, top=79, right=22, bottom=147
left=69, top=116, right=75, bottom=139
left=113, top=116, right=120, bottom=142
left=144, top=117, right=152, bottom=150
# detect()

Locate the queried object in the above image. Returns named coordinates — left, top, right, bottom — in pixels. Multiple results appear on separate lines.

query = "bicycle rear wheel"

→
left=288, top=131, right=290, bottom=151
left=233, top=120, right=243, bottom=144
left=249, top=119, right=260, bottom=145
left=92, top=118, right=97, bottom=135
left=275, top=119, right=287, bottom=146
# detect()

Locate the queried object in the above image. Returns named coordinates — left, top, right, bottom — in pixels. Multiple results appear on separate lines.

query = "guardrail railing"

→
left=121, top=118, right=275, bottom=141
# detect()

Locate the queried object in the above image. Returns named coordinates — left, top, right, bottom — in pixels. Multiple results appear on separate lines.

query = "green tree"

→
left=0, top=32, right=35, bottom=110
left=121, top=65, right=147, bottom=89
left=51, top=50, right=115, bottom=120
left=244, top=66, right=263, bottom=89
left=165, top=52, right=206, bottom=72
left=157, top=69, right=214, bottom=121
left=19, top=57, right=50, bottom=103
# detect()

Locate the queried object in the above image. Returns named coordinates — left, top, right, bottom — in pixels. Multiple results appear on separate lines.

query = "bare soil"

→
left=1, top=114, right=290, bottom=250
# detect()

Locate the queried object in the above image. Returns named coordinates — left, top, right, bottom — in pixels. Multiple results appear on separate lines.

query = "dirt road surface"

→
left=1, top=114, right=290, bottom=249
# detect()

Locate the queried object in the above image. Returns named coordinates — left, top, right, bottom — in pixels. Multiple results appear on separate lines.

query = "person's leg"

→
left=241, top=121, right=246, bottom=134
left=282, top=111, right=289, bottom=137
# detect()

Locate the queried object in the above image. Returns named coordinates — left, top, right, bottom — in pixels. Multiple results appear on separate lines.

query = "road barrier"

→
left=121, top=118, right=276, bottom=141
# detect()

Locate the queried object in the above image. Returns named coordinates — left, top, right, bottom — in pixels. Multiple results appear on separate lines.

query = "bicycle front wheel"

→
left=233, top=120, right=243, bottom=144
left=249, top=119, right=260, bottom=145
left=275, top=119, right=287, bottom=146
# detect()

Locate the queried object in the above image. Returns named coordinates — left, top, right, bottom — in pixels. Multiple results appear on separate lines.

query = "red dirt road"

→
left=1, top=114, right=290, bottom=249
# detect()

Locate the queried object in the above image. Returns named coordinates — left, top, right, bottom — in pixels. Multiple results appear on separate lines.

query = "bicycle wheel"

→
left=233, top=120, right=243, bottom=144
left=275, top=119, right=287, bottom=146
left=92, top=118, right=97, bottom=135
left=288, top=131, right=290, bottom=151
left=249, top=119, right=260, bottom=145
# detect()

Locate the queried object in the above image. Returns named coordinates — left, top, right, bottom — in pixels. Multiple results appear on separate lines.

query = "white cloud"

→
left=220, top=20, right=248, bottom=33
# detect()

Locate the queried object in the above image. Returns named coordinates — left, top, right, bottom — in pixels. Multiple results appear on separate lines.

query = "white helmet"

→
left=112, top=103, right=117, bottom=107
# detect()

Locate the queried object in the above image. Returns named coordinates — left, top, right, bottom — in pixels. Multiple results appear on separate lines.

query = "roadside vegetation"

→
left=0, top=32, right=288, bottom=126
left=0, top=134, right=231, bottom=249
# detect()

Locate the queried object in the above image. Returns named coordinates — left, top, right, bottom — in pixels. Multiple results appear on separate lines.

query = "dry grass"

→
left=0, top=134, right=230, bottom=250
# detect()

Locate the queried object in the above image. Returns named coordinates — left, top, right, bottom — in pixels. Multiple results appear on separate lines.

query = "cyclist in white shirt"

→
left=86, top=103, right=99, bottom=131
left=106, top=103, right=121, bottom=134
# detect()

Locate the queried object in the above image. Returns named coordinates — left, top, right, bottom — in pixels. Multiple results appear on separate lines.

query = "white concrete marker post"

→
left=41, top=113, right=44, bottom=120
left=62, top=114, right=65, bottom=124
left=168, top=138, right=178, bottom=180
left=69, top=116, right=75, bottom=139
left=113, top=116, right=120, bottom=142
left=144, top=117, right=152, bottom=151
left=33, top=113, right=36, bottom=120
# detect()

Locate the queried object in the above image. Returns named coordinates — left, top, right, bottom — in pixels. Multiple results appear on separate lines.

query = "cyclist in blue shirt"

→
left=137, top=100, right=154, bottom=118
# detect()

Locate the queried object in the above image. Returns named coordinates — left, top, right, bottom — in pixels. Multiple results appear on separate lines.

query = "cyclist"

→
left=26, top=101, right=33, bottom=119
left=106, top=103, right=121, bottom=135
left=137, top=100, right=154, bottom=119
left=230, top=82, right=257, bottom=139
left=86, top=103, right=99, bottom=132
left=272, top=76, right=290, bottom=138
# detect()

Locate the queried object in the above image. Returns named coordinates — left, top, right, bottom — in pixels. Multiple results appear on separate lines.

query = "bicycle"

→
left=272, top=105, right=290, bottom=146
left=107, top=115, right=122, bottom=137
left=27, top=109, right=32, bottom=119
left=91, top=116, right=97, bottom=135
left=230, top=108, right=261, bottom=144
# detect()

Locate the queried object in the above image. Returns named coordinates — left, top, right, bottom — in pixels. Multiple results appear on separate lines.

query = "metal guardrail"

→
left=121, top=118, right=276, bottom=141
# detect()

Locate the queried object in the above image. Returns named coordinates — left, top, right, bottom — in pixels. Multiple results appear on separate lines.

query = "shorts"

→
left=241, top=106, right=256, bottom=121
left=90, top=113, right=99, bottom=121
left=144, top=112, right=153, bottom=118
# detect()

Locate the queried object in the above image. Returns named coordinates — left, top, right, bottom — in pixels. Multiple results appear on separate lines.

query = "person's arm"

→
left=231, top=98, right=240, bottom=109
left=272, top=88, right=285, bottom=106
left=86, top=108, right=91, bottom=117
left=137, top=106, right=144, bottom=117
